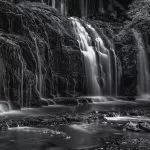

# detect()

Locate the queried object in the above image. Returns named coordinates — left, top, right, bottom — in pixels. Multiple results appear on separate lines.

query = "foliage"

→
left=127, top=0, right=150, bottom=33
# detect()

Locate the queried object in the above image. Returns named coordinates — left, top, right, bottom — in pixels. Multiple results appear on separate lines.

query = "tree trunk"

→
left=64, top=0, right=68, bottom=16
left=61, top=0, right=64, bottom=15
left=108, top=0, right=114, bottom=11
left=52, top=0, right=55, bottom=8
left=99, top=0, right=105, bottom=14
left=80, top=0, right=84, bottom=17
left=61, top=0, right=68, bottom=16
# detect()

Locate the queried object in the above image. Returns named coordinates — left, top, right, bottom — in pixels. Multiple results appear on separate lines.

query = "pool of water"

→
left=1, top=102, right=150, bottom=150
left=1, top=122, right=150, bottom=150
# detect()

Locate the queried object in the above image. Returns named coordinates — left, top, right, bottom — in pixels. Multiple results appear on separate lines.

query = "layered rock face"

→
left=0, top=0, right=140, bottom=108
left=0, top=1, right=86, bottom=107
left=115, top=29, right=138, bottom=96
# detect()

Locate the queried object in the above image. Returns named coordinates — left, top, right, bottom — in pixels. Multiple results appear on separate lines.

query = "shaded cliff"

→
left=0, top=0, right=86, bottom=107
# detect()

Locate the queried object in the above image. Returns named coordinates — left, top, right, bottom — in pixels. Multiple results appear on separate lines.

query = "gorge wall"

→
left=0, top=1, right=87, bottom=107
left=0, top=0, right=142, bottom=107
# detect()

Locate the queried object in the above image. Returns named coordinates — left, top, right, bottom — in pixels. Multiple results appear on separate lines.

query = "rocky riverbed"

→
left=0, top=100, right=150, bottom=150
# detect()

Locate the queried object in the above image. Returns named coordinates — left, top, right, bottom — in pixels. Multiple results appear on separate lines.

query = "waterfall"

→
left=71, top=18, right=101, bottom=96
left=34, top=38, right=43, bottom=97
left=86, top=24, right=114, bottom=95
left=133, top=29, right=150, bottom=96
left=71, top=18, right=120, bottom=96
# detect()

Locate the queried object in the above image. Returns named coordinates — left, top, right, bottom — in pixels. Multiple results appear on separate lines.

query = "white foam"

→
left=105, top=116, right=150, bottom=122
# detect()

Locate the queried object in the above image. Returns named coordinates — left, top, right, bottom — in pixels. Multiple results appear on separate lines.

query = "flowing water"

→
left=71, top=18, right=120, bottom=96
left=86, top=24, right=119, bottom=95
left=71, top=18, right=101, bottom=96
left=133, top=29, right=150, bottom=97
left=1, top=103, right=150, bottom=150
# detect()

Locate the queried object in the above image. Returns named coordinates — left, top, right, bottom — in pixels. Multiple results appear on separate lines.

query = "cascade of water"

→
left=87, top=24, right=112, bottom=95
left=29, top=84, right=32, bottom=107
left=33, top=38, right=43, bottom=97
left=21, top=60, right=24, bottom=107
left=86, top=24, right=119, bottom=95
left=17, top=54, right=24, bottom=107
left=133, top=29, right=150, bottom=96
left=104, top=33, right=120, bottom=96
left=73, top=78, right=77, bottom=95
left=71, top=18, right=101, bottom=96
left=71, top=18, right=120, bottom=96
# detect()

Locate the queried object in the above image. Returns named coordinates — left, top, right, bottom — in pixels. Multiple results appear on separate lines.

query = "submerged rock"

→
left=55, top=98, right=78, bottom=106
left=123, top=122, right=142, bottom=132
left=139, top=122, right=150, bottom=132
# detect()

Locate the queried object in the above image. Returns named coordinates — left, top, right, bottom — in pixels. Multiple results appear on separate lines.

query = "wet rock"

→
left=78, top=98, right=89, bottom=104
left=116, top=96, right=136, bottom=101
left=47, top=100, right=55, bottom=105
left=40, top=98, right=55, bottom=105
left=6, top=120, right=18, bottom=128
left=0, top=123, right=8, bottom=131
left=0, top=102, right=9, bottom=112
left=91, top=110, right=99, bottom=114
left=65, top=115, right=82, bottom=123
left=30, top=100, right=42, bottom=108
left=123, top=122, right=142, bottom=132
left=111, top=123, right=125, bottom=130
left=139, top=122, right=150, bottom=132
left=55, top=98, right=78, bottom=106
left=39, top=100, right=49, bottom=106
left=9, top=101, right=21, bottom=110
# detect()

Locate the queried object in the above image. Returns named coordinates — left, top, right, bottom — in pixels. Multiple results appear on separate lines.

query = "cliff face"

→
left=0, top=1, right=86, bottom=107
left=0, top=0, right=140, bottom=108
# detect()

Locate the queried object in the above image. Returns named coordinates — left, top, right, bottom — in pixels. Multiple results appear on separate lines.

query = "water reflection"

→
left=0, top=104, right=150, bottom=150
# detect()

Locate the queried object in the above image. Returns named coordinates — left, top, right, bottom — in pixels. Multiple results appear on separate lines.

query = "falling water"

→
left=86, top=24, right=112, bottom=95
left=87, top=25, right=120, bottom=95
left=133, top=29, right=150, bottom=96
left=71, top=18, right=101, bottom=96
left=33, top=38, right=43, bottom=97
left=71, top=18, right=120, bottom=96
